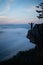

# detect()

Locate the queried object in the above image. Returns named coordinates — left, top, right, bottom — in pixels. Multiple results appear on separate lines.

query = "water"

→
left=0, top=24, right=35, bottom=61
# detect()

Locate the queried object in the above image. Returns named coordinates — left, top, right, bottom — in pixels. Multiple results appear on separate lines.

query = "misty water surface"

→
left=0, top=24, right=35, bottom=61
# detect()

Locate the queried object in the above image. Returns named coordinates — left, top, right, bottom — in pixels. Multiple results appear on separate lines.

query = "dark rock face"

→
left=27, top=23, right=43, bottom=48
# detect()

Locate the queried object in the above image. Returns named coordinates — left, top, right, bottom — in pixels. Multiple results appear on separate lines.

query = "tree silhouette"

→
left=27, top=3, right=43, bottom=49
left=36, top=3, right=43, bottom=19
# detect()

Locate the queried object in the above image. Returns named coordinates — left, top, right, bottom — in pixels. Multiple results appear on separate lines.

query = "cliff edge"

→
left=27, top=23, right=43, bottom=49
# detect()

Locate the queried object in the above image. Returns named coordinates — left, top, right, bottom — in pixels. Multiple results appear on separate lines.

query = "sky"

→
left=0, top=0, right=43, bottom=24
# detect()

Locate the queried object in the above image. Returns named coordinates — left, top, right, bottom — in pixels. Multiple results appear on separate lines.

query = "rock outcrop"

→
left=27, top=23, right=43, bottom=49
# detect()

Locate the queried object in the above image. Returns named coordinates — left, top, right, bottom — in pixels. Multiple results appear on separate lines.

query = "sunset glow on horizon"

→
left=0, top=0, right=43, bottom=24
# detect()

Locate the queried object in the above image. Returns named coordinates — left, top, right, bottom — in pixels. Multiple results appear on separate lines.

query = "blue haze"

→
left=0, top=24, right=35, bottom=61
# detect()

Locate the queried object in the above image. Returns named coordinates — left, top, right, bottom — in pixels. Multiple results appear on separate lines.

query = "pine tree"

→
left=36, top=3, right=43, bottom=19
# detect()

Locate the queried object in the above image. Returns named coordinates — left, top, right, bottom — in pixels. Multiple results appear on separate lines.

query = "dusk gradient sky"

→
left=0, top=0, right=43, bottom=24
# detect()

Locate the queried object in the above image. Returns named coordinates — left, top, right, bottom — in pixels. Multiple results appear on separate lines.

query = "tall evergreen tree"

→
left=36, top=3, right=43, bottom=19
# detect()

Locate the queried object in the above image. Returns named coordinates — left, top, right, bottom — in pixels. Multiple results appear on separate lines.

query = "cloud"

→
left=0, top=0, right=14, bottom=15
left=0, top=15, right=37, bottom=24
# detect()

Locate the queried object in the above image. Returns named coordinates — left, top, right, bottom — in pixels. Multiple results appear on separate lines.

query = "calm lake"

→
left=0, top=24, right=35, bottom=61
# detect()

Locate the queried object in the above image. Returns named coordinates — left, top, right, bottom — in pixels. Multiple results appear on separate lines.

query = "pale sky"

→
left=0, top=0, right=43, bottom=24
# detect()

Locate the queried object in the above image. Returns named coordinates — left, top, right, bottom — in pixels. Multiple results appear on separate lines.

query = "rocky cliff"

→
left=27, top=23, right=43, bottom=49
